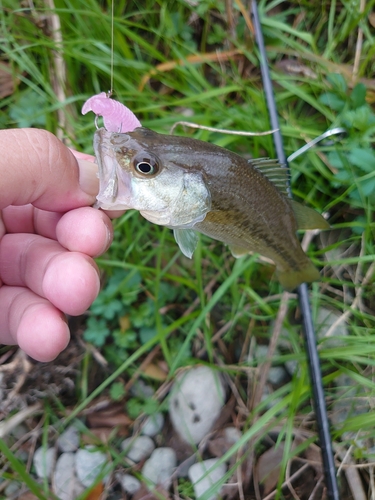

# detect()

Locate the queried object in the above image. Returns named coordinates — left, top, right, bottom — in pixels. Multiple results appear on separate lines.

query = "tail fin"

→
left=276, top=261, right=321, bottom=291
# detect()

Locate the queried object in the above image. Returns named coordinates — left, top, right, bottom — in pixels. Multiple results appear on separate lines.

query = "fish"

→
left=92, top=126, right=330, bottom=291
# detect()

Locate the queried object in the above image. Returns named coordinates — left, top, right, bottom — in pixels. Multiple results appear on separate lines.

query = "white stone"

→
left=188, top=458, right=227, bottom=500
left=4, top=481, right=21, bottom=498
left=332, top=373, right=369, bottom=438
left=249, top=345, right=286, bottom=385
left=53, top=452, right=78, bottom=500
left=75, top=447, right=108, bottom=487
left=142, top=447, right=177, bottom=490
left=33, top=447, right=56, bottom=479
left=130, top=380, right=155, bottom=399
left=121, top=435, right=155, bottom=462
left=10, top=423, right=28, bottom=441
left=267, top=366, right=287, bottom=385
left=316, top=307, right=348, bottom=347
left=285, top=358, right=299, bottom=376
left=140, top=413, right=164, bottom=437
left=118, top=473, right=142, bottom=495
left=57, top=425, right=80, bottom=453
left=223, top=427, right=241, bottom=444
left=169, top=366, right=225, bottom=444
left=254, top=344, right=270, bottom=361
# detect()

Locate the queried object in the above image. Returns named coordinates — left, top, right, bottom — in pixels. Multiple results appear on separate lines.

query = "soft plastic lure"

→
left=82, top=92, right=141, bottom=133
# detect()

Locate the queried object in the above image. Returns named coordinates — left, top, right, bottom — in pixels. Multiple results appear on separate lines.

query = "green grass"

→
left=1, top=0, right=375, bottom=498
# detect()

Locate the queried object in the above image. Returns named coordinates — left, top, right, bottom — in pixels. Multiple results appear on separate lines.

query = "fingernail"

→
left=103, top=219, right=113, bottom=254
left=78, top=159, right=99, bottom=197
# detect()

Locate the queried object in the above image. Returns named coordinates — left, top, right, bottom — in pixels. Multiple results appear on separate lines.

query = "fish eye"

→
left=133, top=153, right=159, bottom=176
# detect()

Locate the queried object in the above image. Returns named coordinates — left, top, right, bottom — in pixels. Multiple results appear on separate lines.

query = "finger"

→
left=0, top=129, right=99, bottom=211
left=2, top=205, right=62, bottom=238
left=70, top=148, right=96, bottom=162
left=0, top=286, right=70, bottom=362
left=2, top=205, right=113, bottom=256
left=102, top=208, right=127, bottom=219
left=56, top=207, right=113, bottom=256
left=0, top=234, right=100, bottom=315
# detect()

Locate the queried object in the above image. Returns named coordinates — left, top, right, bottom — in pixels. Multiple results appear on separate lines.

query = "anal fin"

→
left=229, top=245, right=249, bottom=258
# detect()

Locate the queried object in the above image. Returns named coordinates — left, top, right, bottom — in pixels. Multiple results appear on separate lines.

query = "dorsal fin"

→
left=249, top=158, right=290, bottom=196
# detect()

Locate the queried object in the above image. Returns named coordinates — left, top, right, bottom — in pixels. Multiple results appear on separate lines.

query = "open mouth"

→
left=93, top=128, right=133, bottom=210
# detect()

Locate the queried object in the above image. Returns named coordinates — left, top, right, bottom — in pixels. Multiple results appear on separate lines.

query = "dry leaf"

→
left=0, top=62, right=19, bottom=99
left=17, top=494, right=40, bottom=500
left=119, top=314, right=131, bottom=332
left=207, top=426, right=241, bottom=457
left=304, top=442, right=323, bottom=474
left=256, top=444, right=285, bottom=495
left=82, top=426, right=128, bottom=444
left=143, top=363, right=168, bottom=381
left=139, top=49, right=243, bottom=91
left=85, top=482, right=104, bottom=500
left=133, top=484, right=171, bottom=500
left=86, top=402, right=132, bottom=430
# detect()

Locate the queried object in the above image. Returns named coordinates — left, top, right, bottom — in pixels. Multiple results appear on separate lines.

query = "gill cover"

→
left=93, top=128, right=211, bottom=257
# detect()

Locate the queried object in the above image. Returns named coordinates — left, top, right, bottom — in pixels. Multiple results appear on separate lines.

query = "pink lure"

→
left=81, top=92, right=141, bottom=133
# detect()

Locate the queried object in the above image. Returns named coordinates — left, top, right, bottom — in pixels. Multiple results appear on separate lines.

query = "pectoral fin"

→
left=290, top=200, right=330, bottom=230
left=173, top=229, right=199, bottom=259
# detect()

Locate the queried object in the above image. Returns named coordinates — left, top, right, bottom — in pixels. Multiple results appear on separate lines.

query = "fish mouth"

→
left=93, top=128, right=133, bottom=210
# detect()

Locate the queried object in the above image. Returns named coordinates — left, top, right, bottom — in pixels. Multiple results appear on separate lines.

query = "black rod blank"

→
left=250, top=2, right=340, bottom=499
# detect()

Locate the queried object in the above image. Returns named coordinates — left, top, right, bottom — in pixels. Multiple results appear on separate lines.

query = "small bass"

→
left=92, top=126, right=329, bottom=291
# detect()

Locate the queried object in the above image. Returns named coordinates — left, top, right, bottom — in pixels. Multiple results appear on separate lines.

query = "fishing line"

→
left=250, top=2, right=340, bottom=499
left=288, top=127, right=347, bottom=162
left=109, top=0, right=114, bottom=96
left=170, top=121, right=278, bottom=136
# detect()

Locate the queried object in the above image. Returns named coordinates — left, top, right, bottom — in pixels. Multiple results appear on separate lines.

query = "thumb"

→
left=0, top=128, right=98, bottom=211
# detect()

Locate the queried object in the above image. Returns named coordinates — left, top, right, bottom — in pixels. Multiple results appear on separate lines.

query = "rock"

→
left=267, top=366, right=287, bottom=385
left=33, top=447, right=56, bottom=479
left=53, top=452, right=83, bottom=500
left=285, top=358, right=299, bottom=376
left=75, top=447, right=108, bottom=487
left=250, top=345, right=286, bottom=385
left=169, top=366, right=225, bottom=444
left=280, top=307, right=349, bottom=377
left=57, top=425, right=80, bottom=453
left=188, top=458, right=227, bottom=500
left=117, top=473, right=142, bottom=495
left=332, top=373, right=369, bottom=444
left=121, top=435, right=155, bottom=462
left=4, top=481, right=22, bottom=498
left=260, top=384, right=282, bottom=409
left=316, top=307, right=348, bottom=347
left=130, top=380, right=155, bottom=399
left=223, top=427, right=242, bottom=444
left=10, top=423, right=28, bottom=441
left=142, top=447, right=177, bottom=490
left=254, top=344, right=270, bottom=361
left=207, top=427, right=242, bottom=458
left=175, top=455, right=197, bottom=479
left=140, top=413, right=164, bottom=437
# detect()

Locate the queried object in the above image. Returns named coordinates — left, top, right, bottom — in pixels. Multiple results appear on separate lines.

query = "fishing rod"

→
left=251, top=2, right=340, bottom=499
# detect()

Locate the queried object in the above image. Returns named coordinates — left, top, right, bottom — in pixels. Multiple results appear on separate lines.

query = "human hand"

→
left=0, top=128, right=113, bottom=362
